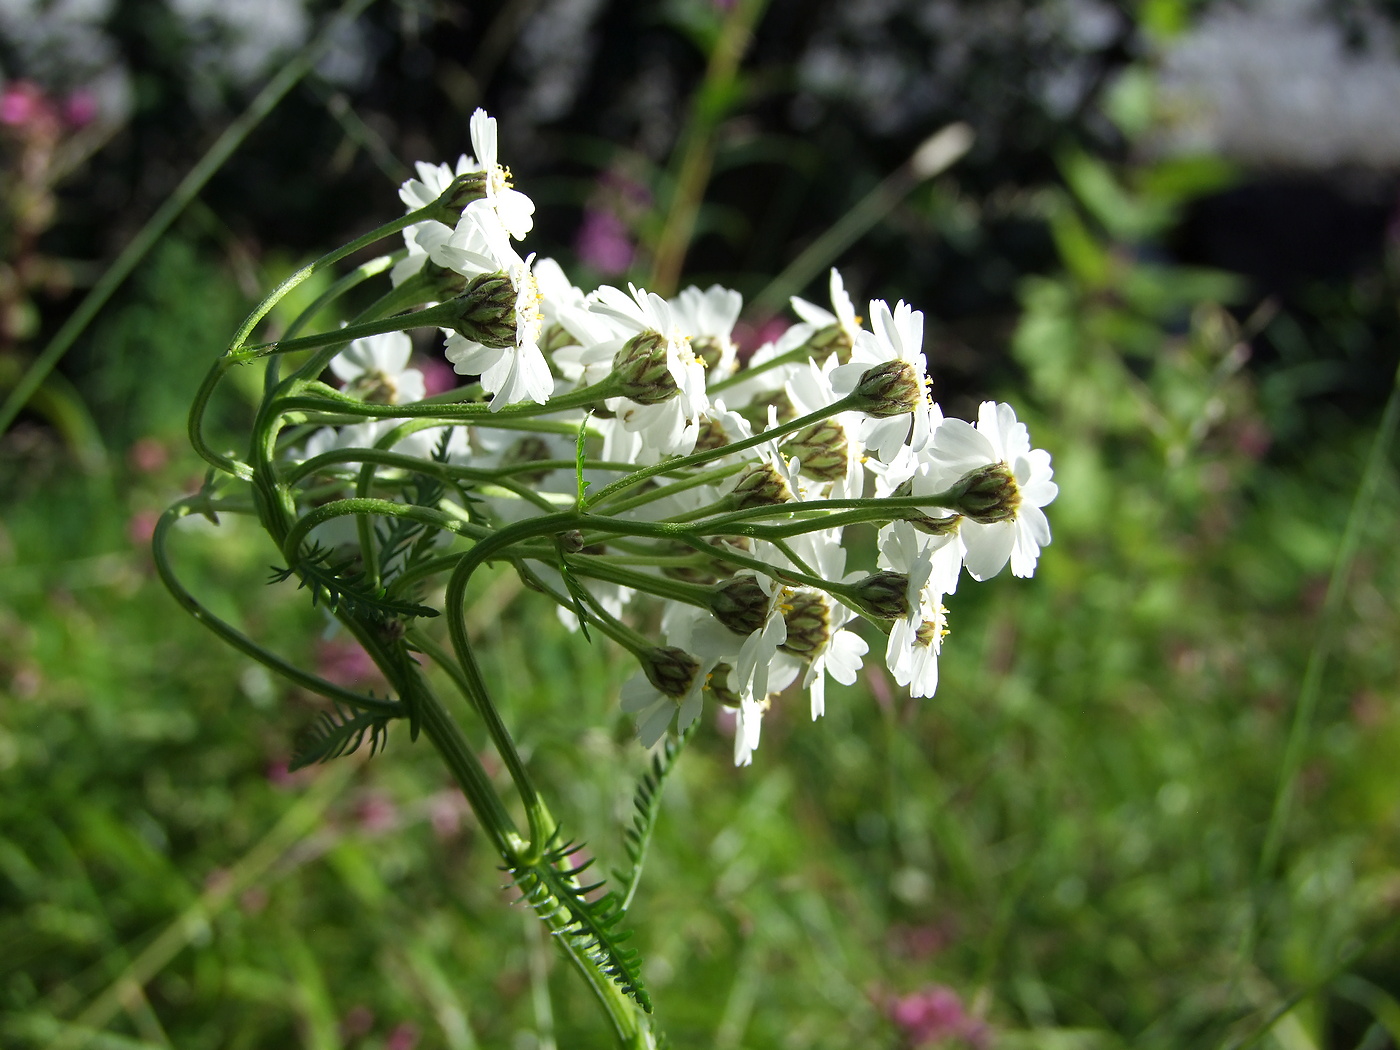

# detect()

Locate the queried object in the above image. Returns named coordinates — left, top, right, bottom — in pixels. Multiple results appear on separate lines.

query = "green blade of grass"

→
left=0, top=0, right=380, bottom=437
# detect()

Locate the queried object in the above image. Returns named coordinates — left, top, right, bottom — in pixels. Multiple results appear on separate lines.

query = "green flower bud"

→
left=642, top=645, right=701, bottom=698
left=780, top=589, right=831, bottom=659
left=706, top=662, right=743, bottom=708
left=731, top=462, right=794, bottom=510
left=708, top=575, right=773, bottom=636
left=500, top=436, right=553, bottom=485
left=808, top=322, right=855, bottom=364
left=691, top=335, right=734, bottom=375
left=694, top=415, right=732, bottom=454
left=448, top=271, right=517, bottom=349
left=892, top=479, right=962, bottom=536
left=660, top=535, right=750, bottom=585
left=850, top=360, right=923, bottom=418
left=948, top=462, right=1021, bottom=524
left=846, top=571, right=912, bottom=620
left=737, top=389, right=797, bottom=430
left=539, top=322, right=575, bottom=355
left=441, top=171, right=488, bottom=214
left=780, top=419, right=849, bottom=483
left=558, top=529, right=586, bottom=554
left=613, top=331, right=678, bottom=405
left=346, top=370, right=401, bottom=405
left=915, top=615, right=949, bottom=649
left=421, top=259, right=471, bottom=301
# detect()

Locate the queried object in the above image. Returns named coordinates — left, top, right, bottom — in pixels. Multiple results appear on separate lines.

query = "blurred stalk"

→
left=0, top=0, right=380, bottom=437
left=749, top=123, right=975, bottom=317
left=648, top=0, right=770, bottom=297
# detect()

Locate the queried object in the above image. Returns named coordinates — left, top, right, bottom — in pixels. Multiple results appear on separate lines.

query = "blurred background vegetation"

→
left=2, top=0, right=1400, bottom=1047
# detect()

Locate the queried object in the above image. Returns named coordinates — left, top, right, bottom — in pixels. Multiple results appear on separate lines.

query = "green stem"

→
left=281, top=497, right=488, bottom=561
left=277, top=375, right=622, bottom=421
left=152, top=505, right=399, bottom=714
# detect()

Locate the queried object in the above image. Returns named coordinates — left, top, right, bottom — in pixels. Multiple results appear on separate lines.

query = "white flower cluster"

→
left=293, top=109, right=1057, bottom=767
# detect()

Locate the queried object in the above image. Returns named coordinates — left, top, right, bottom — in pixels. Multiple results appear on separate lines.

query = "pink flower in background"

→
left=355, top=791, right=399, bottom=835
left=733, top=316, right=792, bottom=357
left=127, top=510, right=159, bottom=545
left=1, top=81, right=41, bottom=126
left=63, top=90, right=98, bottom=128
left=385, top=1021, right=420, bottom=1050
left=884, top=984, right=990, bottom=1048
left=128, top=437, right=169, bottom=474
left=417, top=355, right=457, bottom=397
left=427, top=788, right=470, bottom=839
left=576, top=209, right=634, bottom=274
left=315, top=637, right=381, bottom=686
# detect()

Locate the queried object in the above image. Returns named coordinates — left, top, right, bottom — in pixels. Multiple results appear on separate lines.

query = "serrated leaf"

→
left=509, top=830, right=652, bottom=1013
left=613, top=724, right=691, bottom=912
left=270, top=543, right=439, bottom=622
left=575, top=412, right=591, bottom=508
left=290, top=702, right=399, bottom=770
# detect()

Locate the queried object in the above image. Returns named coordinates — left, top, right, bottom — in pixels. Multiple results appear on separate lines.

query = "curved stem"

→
left=152, top=505, right=399, bottom=714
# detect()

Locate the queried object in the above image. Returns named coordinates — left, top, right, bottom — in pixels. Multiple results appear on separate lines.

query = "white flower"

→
left=672, top=283, right=742, bottom=378
left=330, top=331, right=424, bottom=406
left=590, top=283, right=710, bottom=457
left=927, top=401, right=1057, bottom=580
left=790, top=267, right=863, bottom=357
left=393, top=156, right=472, bottom=285
left=620, top=657, right=708, bottom=748
left=439, top=211, right=553, bottom=411
left=831, top=299, right=935, bottom=461
left=468, top=108, right=535, bottom=240
left=885, top=602, right=948, bottom=699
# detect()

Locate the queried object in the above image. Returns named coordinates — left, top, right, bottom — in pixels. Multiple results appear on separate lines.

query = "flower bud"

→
left=808, top=322, right=854, bottom=364
left=500, top=435, right=553, bottom=484
left=731, top=462, right=794, bottom=510
left=346, top=370, right=401, bottom=405
left=846, top=571, right=911, bottom=620
left=948, top=462, right=1021, bottom=524
left=738, top=389, right=797, bottom=430
left=440, top=171, right=488, bottom=214
left=613, top=331, right=678, bottom=405
left=694, top=415, right=732, bottom=454
left=708, top=575, right=772, bottom=636
left=850, top=360, right=922, bottom=418
left=448, top=272, right=516, bottom=349
left=891, top=479, right=962, bottom=536
left=780, top=589, right=832, bottom=659
left=781, top=419, right=849, bottom=483
left=641, top=645, right=701, bottom=698
left=706, top=662, right=743, bottom=708
left=558, top=529, right=586, bottom=553
left=539, top=322, right=575, bottom=355
left=691, top=335, right=735, bottom=376
left=421, top=259, right=471, bottom=301
left=915, top=615, right=949, bottom=649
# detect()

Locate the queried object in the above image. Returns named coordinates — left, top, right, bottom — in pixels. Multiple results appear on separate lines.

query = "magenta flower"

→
left=576, top=209, right=634, bottom=275
left=885, top=984, right=990, bottom=1048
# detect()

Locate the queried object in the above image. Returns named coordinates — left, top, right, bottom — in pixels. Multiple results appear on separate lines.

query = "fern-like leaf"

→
left=509, top=831, right=652, bottom=1013
left=290, top=702, right=398, bottom=770
left=613, top=724, right=691, bottom=912
left=270, top=543, right=438, bottom=622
